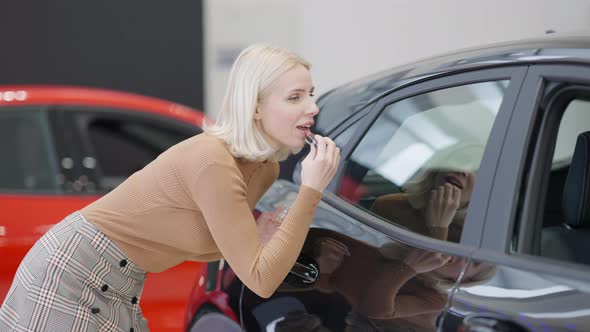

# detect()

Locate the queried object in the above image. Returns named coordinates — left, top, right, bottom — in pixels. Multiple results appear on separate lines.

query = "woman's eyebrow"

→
left=288, top=86, right=315, bottom=93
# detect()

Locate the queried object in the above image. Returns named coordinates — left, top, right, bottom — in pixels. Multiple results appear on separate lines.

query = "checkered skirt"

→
left=0, top=211, right=149, bottom=332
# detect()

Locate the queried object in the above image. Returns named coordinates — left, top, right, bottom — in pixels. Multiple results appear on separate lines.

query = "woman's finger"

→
left=314, top=134, right=327, bottom=160
left=437, top=186, right=445, bottom=208
left=308, top=138, right=317, bottom=159
left=452, top=186, right=461, bottom=206
left=443, top=183, right=453, bottom=203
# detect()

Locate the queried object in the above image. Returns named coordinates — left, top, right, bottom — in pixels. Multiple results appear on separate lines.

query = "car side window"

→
left=0, top=109, right=58, bottom=192
left=83, top=115, right=198, bottom=192
left=338, top=81, right=509, bottom=243
left=535, top=98, right=590, bottom=266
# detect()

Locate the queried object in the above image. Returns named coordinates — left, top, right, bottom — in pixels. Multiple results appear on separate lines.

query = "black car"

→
left=187, top=35, right=590, bottom=332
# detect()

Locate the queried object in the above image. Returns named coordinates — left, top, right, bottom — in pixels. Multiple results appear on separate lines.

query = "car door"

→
left=203, top=67, right=527, bottom=332
left=449, top=65, right=590, bottom=332
left=58, top=106, right=204, bottom=330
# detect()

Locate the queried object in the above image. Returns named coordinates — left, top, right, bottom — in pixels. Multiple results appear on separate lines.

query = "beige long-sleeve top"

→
left=81, top=133, right=322, bottom=298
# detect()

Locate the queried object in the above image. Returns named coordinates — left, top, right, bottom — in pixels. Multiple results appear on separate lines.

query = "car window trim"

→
left=62, top=106, right=201, bottom=136
left=328, top=66, right=529, bottom=251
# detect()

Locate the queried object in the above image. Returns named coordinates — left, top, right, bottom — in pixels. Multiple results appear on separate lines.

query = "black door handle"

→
left=281, top=253, right=319, bottom=288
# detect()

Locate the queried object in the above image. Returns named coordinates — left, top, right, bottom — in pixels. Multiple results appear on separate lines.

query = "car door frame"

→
left=47, top=107, right=99, bottom=196
left=319, top=66, right=528, bottom=254
left=477, top=64, right=590, bottom=283
left=60, top=106, right=201, bottom=193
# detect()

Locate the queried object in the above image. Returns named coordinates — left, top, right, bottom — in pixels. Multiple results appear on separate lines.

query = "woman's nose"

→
left=307, top=100, right=320, bottom=116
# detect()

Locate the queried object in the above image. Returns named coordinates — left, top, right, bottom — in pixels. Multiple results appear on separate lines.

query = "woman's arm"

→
left=191, top=162, right=322, bottom=298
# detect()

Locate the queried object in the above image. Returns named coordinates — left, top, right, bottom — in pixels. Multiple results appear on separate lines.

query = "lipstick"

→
left=305, top=133, right=318, bottom=147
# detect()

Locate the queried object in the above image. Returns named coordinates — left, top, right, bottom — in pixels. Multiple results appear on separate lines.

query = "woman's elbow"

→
left=250, top=283, right=277, bottom=298
left=244, top=274, right=280, bottom=298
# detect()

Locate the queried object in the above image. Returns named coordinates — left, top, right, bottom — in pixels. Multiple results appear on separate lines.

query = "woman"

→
left=0, top=44, right=340, bottom=331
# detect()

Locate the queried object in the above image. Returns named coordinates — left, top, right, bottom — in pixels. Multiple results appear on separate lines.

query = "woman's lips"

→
left=296, top=126, right=312, bottom=137
left=445, top=176, right=464, bottom=189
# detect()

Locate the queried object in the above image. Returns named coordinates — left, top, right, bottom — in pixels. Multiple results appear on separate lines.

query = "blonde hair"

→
left=204, top=44, right=311, bottom=161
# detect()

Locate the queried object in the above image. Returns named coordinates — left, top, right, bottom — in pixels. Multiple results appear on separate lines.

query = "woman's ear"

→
left=253, top=108, right=262, bottom=120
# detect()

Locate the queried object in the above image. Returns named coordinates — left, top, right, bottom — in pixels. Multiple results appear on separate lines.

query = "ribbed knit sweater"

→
left=81, top=133, right=321, bottom=298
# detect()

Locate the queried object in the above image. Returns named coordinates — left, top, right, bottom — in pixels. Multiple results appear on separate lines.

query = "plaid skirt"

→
left=0, top=211, right=149, bottom=332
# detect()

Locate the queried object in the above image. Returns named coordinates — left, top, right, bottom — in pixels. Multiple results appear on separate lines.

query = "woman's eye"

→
left=288, top=95, right=300, bottom=101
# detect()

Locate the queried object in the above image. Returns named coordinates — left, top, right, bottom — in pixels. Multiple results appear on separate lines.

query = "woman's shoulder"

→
left=184, top=132, right=228, bottom=149
left=370, top=193, right=414, bottom=216
left=373, top=193, right=410, bottom=205
left=174, top=132, right=235, bottom=164
left=159, top=133, right=240, bottom=180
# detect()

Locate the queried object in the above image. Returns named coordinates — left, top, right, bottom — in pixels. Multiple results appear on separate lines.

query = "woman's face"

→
left=256, top=64, right=319, bottom=150
left=432, top=171, right=476, bottom=206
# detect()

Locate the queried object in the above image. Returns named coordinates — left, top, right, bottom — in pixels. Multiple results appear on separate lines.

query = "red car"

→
left=0, top=85, right=208, bottom=331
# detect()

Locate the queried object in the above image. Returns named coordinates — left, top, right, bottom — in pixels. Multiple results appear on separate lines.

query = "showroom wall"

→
left=0, top=1, right=204, bottom=109
left=204, top=0, right=590, bottom=117
left=3, top=1, right=589, bottom=115
left=203, top=0, right=303, bottom=117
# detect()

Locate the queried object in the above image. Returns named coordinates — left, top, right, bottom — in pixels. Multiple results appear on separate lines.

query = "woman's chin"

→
left=284, top=139, right=306, bottom=152
left=281, top=143, right=302, bottom=154
left=292, top=145, right=304, bottom=154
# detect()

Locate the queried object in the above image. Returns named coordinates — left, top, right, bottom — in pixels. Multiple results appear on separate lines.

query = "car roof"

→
left=316, top=34, right=590, bottom=133
left=0, top=85, right=205, bottom=126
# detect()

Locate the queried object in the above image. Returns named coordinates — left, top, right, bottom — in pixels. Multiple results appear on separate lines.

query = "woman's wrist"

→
left=300, top=184, right=323, bottom=195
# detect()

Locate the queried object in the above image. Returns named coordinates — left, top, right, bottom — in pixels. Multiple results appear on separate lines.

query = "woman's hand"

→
left=313, top=237, right=350, bottom=274
left=300, top=135, right=341, bottom=193
left=402, top=248, right=452, bottom=273
left=424, top=183, right=461, bottom=228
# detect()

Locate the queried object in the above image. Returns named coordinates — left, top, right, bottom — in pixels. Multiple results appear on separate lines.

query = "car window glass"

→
left=338, top=80, right=509, bottom=243
left=87, top=117, right=194, bottom=192
left=536, top=98, right=590, bottom=266
left=334, top=116, right=364, bottom=147
left=0, top=109, right=58, bottom=192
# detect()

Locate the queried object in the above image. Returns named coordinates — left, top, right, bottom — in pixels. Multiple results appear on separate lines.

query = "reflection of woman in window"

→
left=342, top=245, right=495, bottom=332
left=284, top=236, right=495, bottom=332
left=371, top=170, right=475, bottom=243
left=371, top=143, right=483, bottom=243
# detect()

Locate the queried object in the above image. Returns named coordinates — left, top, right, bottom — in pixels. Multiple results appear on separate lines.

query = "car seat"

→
left=541, top=131, right=590, bottom=264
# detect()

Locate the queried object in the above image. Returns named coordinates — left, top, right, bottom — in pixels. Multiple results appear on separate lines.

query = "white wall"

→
left=204, top=0, right=590, bottom=117
left=203, top=0, right=304, bottom=117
